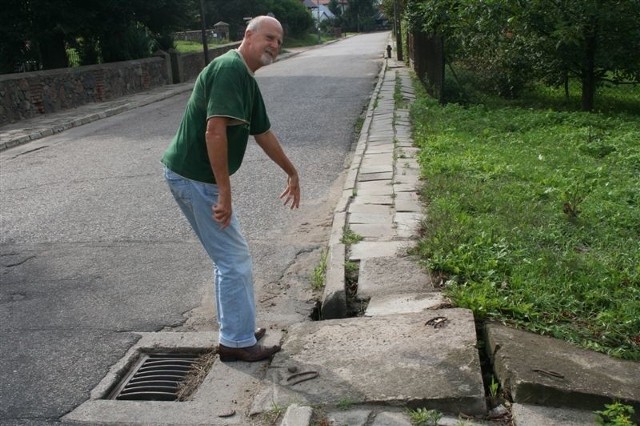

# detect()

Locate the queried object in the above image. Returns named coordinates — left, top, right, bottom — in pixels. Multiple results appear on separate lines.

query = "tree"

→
left=509, top=0, right=640, bottom=111
left=342, top=0, right=377, bottom=32
left=264, top=0, right=314, bottom=37
left=0, top=0, right=32, bottom=72
left=406, top=0, right=640, bottom=111
left=0, top=0, right=194, bottom=72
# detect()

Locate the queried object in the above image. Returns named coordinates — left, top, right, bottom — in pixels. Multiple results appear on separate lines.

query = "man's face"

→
left=248, top=20, right=283, bottom=67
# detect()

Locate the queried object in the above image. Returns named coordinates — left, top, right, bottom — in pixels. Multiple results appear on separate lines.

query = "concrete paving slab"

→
left=349, top=241, right=408, bottom=260
left=350, top=212, right=393, bottom=225
left=350, top=223, right=396, bottom=240
left=364, top=293, right=446, bottom=316
left=486, top=324, right=640, bottom=414
left=371, top=411, right=489, bottom=426
left=371, top=411, right=411, bottom=425
left=361, top=153, right=394, bottom=166
left=259, top=312, right=486, bottom=415
left=366, top=146, right=394, bottom=155
left=321, top=242, right=347, bottom=320
left=324, top=408, right=371, bottom=426
left=393, top=174, right=420, bottom=188
left=359, top=171, right=393, bottom=182
left=396, top=158, right=421, bottom=171
left=358, top=257, right=435, bottom=298
left=395, top=183, right=421, bottom=193
left=394, top=168, right=421, bottom=184
left=398, top=147, right=420, bottom=157
left=357, top=181, right=394, bottom=197
left=395, top=212, right=423, bottom=226
left=352, top=195, right=394, bottom=206
left=348, top=204, right=393, bottom=215
left=280, top=404, right=313, bottom=426
left=394, top=197, right=422, bottom=213
left=360, top=164, right=394, bottom=174
left=511, top=403, right=597, bottom=426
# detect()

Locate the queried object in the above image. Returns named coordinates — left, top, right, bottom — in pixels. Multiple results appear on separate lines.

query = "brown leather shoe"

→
left=255, top=327, right=266, bottom=341
left=218, top=343, right=281, bottom=362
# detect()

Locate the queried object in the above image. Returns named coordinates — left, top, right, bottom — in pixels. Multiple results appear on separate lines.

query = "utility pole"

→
left=317, top=0, right=321, bottom=43
left=200, top=0, right=210, bottom=64
left=394, top=0, right=403, bottom=61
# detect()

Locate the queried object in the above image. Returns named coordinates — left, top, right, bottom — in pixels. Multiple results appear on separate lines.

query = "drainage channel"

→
left=109, top=352, right=201, bottom=401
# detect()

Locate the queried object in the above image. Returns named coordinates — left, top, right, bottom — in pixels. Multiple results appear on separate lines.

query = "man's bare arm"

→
left=254, top=130, right=300, bottom=209
left=206, top=117, right=233, bottom=227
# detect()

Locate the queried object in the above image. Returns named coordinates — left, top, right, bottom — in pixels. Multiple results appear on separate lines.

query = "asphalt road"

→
left=0, top=31, right=389, bottom=423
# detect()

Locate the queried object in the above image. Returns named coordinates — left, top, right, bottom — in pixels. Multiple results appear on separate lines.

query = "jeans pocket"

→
left=164, top=167, right=184, bottom=182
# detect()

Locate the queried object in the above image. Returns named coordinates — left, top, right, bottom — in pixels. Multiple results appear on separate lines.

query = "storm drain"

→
left=109, top=352, right=200, bottom=401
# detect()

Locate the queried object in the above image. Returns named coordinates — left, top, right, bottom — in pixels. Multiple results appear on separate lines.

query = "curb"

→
left=320, top=58, right=388, bottom=320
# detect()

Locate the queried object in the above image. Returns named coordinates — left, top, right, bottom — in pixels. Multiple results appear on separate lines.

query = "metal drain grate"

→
left=110, top=353, right=200, bottom=401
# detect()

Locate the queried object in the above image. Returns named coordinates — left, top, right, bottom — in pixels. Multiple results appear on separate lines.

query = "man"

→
left=161, top=16, right=300, bottom=362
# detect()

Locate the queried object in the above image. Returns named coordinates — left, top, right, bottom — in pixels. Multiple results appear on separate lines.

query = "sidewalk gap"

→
left=475, top=319, right=513, bottom=422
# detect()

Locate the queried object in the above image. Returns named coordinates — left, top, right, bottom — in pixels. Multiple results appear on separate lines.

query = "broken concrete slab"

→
left=280, top=404, right=313, bottom=426
left=511, top=403, right=597, bottom=426
left=359, top=171, right=394, bottom=182
left=485, top=323, right=640, bottom=415
left=321, top=243, right=347, bottom=320
left=364, top=293, right=446, bottom=316
left=350, top=223, right=396, bottom=240
left=258, top=312, right=486, bottom=416
left=358, top=257, right=435, bottom=298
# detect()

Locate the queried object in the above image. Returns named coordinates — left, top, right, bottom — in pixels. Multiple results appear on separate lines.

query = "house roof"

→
left=303, top=0, right=347, bottom=6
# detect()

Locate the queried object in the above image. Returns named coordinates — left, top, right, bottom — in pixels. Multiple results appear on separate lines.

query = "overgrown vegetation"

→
left=1, top=0, right=315, bottom=73
left=311, top=249, right=328, bottom=291
left=594, top=402, right=636, bottom=426
left=407, top=407, right=443, bottom=426
left=403, top=0, right=640, bottom=111
left=412, top=79, right=640, bottom=360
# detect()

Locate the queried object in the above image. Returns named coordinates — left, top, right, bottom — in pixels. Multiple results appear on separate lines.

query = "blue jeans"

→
left=163, top=167, right=257, bottom=348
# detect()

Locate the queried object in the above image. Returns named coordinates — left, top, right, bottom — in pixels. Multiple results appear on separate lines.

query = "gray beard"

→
left=260, top=52, right=274, bottom=66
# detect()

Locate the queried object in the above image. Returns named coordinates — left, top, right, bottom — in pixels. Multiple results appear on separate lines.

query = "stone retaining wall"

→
left=0, top=42, right=240, bottom=127
left=169, top=42, right=240, bottom=84
left=0, top=56, right=168, bottom=126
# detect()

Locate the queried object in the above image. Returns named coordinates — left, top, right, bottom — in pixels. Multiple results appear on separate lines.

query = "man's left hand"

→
left=279, top=174, right=300, bottom=209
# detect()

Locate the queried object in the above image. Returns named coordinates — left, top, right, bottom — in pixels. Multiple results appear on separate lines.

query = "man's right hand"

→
left=212, top=193, right=232, bottom=228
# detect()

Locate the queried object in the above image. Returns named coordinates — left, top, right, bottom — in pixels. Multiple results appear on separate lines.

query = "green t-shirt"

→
left=161, top=50, right=271, bottom=183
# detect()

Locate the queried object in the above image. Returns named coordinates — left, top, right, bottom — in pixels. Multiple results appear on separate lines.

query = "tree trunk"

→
left=38, top=31, right=69, bottom=70
left=581, top=23, right=597, bottom=112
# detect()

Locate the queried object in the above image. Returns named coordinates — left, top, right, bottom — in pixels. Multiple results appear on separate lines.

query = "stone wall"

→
left=169, top=42, right=240, bottom=84
left=0, top=42, right=240, bottom=127
left=0, top=56, right=168, bottom=126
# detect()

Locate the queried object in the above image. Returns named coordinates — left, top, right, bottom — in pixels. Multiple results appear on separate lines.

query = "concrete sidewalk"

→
left=4, top=48, right=638, bottom=425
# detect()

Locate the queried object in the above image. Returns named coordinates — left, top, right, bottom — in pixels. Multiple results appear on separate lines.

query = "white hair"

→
left=246, top=16, right=281, bottom=33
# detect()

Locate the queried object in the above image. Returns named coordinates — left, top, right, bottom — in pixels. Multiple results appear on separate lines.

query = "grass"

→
left=283, top=33, right=335, bottom=48
left=594, top=402, right=636, bottom=425
left=407, top=408, right=443, bottom=426
left=341, top=227, right=363, bottom=245
left=262, top=402, right=286, bottom=424
left=394, top=70, right=409, bottom=109
left=311, top=249, right=328, bottom=291
left=174, top=39, right=230, bottom=53
left=412, top=78, right=640, bottom=360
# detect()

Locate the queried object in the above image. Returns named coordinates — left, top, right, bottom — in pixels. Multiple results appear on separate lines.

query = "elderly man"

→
left=161, top=16, right=300, bottom=362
